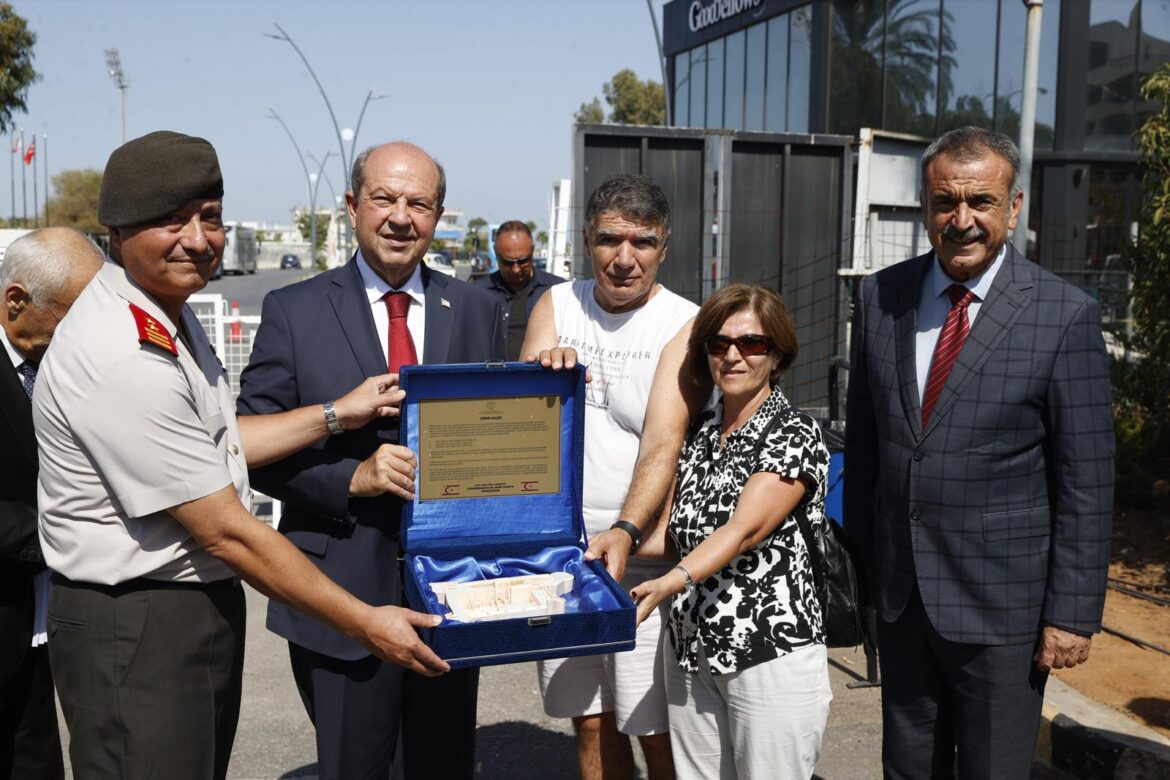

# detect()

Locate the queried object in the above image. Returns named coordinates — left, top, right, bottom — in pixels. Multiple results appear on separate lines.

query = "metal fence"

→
left=188, top=294, right=263, bottom=398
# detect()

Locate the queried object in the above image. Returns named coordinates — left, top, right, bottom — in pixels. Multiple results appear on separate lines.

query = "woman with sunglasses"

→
left=630, top=283, right=832, bottom=779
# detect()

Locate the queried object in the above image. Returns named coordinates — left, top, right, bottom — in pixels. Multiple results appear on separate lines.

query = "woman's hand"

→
left=629, top=567, right=687, bottom=625
left=333, top=374, right=405, bottom=431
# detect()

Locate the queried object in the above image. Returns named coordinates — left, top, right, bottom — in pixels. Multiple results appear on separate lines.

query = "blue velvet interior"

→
left=400, top=363, right=586, bottom=552
left=410, top=546, right=624, bottom=623
left=399, top=364, right=605, bottom=624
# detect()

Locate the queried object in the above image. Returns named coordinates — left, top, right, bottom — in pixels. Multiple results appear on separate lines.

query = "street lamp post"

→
left=104, top=48, right=129, bottom=144
left=266, top=108, right=334, bottom=270
left=264, top=23, right=385, bottom=257
left=308, top=151, right=334, bottom=269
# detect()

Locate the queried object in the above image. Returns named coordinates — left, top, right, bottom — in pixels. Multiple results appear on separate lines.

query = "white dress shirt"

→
left=1, top=328, right=50, bottom=647
left=356, top=252, right=426, bottom=367
left=915, top=244, right=1005, bottom=404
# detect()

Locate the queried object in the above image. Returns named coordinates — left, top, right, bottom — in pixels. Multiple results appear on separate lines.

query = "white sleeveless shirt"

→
left=550, top=281, right=698, bottom=538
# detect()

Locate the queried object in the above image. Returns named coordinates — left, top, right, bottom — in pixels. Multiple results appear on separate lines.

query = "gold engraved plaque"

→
left=418, top=394, right=561, bottom=500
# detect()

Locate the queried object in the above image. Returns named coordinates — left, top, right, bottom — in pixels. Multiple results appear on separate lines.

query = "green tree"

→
left=829, top=0, right=955, bottom=136
left=536, top=230, right=548, bottom=246
left=0, top=4, right=37, bottom=134
left=524, top=220, right=537, bottom=234
left=295, top=210, right=331, bottom=270
left=43, top=169, right=103, bottom=233
left=1113, top=63, right=1170, bottom=506
left=575, top=97, right=604, bottom=124
left=575, top=69, right=665, bottom=126
left=463, top=216, right=488, bottom=254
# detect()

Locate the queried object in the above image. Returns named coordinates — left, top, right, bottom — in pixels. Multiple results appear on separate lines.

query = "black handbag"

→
left=793, top=508, right=870, bottom=649
left=754, top=411, right=871, bottom=649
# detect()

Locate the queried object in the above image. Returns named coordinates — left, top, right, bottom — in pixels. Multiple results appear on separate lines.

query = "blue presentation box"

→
left=398, top=362, right=636, bottom=669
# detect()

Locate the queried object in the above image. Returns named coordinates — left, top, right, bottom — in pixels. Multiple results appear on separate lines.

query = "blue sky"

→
left=11, top=0, right=668, bottom=230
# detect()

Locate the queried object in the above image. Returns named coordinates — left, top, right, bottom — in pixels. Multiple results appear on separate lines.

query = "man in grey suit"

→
left=844, top=127, right=1114, bottom=779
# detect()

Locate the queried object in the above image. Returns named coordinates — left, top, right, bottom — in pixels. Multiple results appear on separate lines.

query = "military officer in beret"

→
left=33, top=131, right=449, bottom=780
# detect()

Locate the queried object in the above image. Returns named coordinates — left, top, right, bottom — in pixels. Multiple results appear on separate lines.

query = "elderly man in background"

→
left=0, top=228, right=102, bottom=780
left=35, top=131, right=446, bottom=780
left=523, top=174, right=700, bottom=780
left=474, top=220, right=563, bottom=360
left=238, top=141, right=504, bottom=780
left=845, top=127, right=1114, bottom=778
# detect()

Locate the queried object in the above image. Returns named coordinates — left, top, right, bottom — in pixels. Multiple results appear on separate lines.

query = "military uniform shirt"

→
left=34, top=261, right=249, bottom=585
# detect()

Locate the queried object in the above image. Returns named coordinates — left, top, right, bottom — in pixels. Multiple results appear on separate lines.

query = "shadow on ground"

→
left=474, top=721, right=584, bottom=779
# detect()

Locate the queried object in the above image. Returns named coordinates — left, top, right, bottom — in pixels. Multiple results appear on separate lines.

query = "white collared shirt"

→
left=1, top=327, right=51, bottom=647
left=915, top=244, right=1005, bottom=404
left=356, top=252, right=425, bottom=367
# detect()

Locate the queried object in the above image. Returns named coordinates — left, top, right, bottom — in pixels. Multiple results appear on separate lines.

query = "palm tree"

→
left=830, top=0, right=957, bottom=137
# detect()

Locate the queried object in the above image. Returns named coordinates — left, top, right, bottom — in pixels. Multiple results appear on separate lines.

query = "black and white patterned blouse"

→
left=667, top=388, right=830, bottom=675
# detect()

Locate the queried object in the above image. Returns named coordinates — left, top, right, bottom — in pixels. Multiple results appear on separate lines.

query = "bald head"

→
left=351, top=142, right=446, bottom=209
left=2, top=227, right=105, bottom=361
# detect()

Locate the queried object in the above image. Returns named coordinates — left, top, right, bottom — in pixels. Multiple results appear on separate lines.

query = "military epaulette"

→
left=129, top=302, right=178, bottom=356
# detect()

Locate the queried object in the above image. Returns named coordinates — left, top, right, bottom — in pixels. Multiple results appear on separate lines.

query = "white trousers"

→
left=665, top=642, right=832, bottom=780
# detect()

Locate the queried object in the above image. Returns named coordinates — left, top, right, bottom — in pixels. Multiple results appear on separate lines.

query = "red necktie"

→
left=384, top=291, right=418, bottom=374
left=921, top=284, right=976, bottom=424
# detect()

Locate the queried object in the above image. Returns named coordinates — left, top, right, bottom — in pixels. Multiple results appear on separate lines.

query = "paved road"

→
left=59, top=577, right=1067, bottom=779
left=203, top=268, right=310, bottom=316
left=225, top=586, right=886, bottom=779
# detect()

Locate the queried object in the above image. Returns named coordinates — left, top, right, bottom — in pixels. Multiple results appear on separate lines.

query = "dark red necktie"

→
left=383, top=291, right=418, bottom=374
left=921, top=284, right=976, bottom=424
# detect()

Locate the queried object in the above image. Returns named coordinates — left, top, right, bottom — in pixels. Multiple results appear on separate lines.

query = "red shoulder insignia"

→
left=129, top=303, right=178, bottom=356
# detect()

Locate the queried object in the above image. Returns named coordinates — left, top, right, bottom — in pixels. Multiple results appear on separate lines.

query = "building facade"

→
left=663, top=0, right=1170, bottom=320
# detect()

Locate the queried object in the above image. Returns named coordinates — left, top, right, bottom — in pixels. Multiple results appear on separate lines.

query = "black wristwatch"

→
left=610, top=520, right=643, bottom=554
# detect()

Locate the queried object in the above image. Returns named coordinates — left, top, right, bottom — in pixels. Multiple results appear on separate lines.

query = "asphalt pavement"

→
left=224, top=585, right=887, bottom=779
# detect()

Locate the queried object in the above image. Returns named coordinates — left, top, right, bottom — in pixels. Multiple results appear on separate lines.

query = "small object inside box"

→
left=431, top=572, right=575, bottom=623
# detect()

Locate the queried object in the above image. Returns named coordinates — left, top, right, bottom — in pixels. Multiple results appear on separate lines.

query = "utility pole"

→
left=105, top=48, right=128, bottom=144
left=1014, top=0, right=1043, bottom=256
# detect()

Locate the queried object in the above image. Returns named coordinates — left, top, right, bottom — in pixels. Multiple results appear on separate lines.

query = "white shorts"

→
left=667, top=642, right=832, bottom=780
left=536, top=558, right=672, bottom=736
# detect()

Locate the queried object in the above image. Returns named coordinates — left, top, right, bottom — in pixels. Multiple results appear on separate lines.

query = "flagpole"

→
left=43, top=134, right=48, bottom=227
left=8, top=133, right=14, bottom=225
left=20, top=128, right=27, bottom=227
left=32, top=140, right=38, bottom=228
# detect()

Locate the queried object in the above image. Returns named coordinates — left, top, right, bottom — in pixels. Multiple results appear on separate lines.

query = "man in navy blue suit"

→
left=238, top=142, right=505, bottom=780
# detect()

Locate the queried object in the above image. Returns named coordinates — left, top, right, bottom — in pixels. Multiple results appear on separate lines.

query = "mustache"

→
left=942, top=224, right=986, bottom=243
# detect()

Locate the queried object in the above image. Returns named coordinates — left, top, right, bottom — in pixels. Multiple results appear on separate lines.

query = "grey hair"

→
left=350, top=144, right=447, bottom=209
left=584, top=174, right=672, bottom=240
left=921, top=126, right=1022, bottom=201
left=0, top=229, right=105, bottom=305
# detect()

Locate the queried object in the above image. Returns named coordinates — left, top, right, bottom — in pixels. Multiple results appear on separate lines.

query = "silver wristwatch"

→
left=322, top=401, right=344, bottom=435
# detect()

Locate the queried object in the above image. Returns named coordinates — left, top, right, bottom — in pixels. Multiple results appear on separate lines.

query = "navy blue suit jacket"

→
left=844, top=245, right=1114, bottom=644
left=0, top=359, right=41, bottom=680
left=238, top=258, right=505, bottom=659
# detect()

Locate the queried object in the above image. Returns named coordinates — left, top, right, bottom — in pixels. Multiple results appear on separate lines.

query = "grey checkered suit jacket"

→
left=843, top=245, right=1114, bottom=644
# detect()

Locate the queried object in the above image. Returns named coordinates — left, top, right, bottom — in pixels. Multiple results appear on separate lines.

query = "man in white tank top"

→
left=522, top=175, right=706, bottom=780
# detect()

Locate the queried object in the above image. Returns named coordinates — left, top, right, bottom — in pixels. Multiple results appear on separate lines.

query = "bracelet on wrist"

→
left=322, top=401, right=344, bottom=436
left=610, top=520, right=643, bottom=554
left=673, top=563, right=695, bottom=596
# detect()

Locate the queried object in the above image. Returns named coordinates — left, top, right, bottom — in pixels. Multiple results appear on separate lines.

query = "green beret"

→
left=98, top=131, right=224, bottom=228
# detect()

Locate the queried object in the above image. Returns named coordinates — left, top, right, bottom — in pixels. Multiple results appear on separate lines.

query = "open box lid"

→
left=399, top=362, right=586, bottom=557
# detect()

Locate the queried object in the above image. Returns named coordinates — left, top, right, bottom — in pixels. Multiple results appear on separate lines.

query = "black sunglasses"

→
left=704, top=334, right=772, bottom=357
left=499, top=257, right=532, bottom=268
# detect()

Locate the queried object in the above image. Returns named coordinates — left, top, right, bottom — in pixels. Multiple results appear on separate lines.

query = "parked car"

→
left=280, top=254, right=302, bottom=270
left=424, top=251, right=456, bottom=277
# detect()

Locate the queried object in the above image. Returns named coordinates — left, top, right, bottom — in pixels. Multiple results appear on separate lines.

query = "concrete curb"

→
left=1036, top=678, right=1170, bottom=779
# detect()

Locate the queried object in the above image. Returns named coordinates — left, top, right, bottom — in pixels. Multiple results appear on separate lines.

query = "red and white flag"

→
left=23, top=136, right=35, bottom=165
left=10, top=136, right=21, bottom=154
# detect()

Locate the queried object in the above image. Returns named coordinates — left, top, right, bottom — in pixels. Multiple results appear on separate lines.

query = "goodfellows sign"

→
left=688, top=0, right=764, bottom=32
